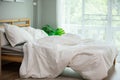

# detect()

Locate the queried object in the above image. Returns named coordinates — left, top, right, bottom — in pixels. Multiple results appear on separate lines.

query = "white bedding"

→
left=20, top=34, right=118, bottom=80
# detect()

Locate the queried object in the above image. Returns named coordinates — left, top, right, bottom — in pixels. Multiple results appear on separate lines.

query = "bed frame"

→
left=0, top=18, right=30, bottom=63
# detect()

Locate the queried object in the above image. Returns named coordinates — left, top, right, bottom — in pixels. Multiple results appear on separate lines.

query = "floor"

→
left=2, top=62, right=20, bottom=80
left=1, top=54, right=120, bottom=80
left=2, top=62, right=82, bottom=80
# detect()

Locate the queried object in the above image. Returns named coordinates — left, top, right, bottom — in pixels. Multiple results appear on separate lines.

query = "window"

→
left=57, top=0, right=120, bottom=48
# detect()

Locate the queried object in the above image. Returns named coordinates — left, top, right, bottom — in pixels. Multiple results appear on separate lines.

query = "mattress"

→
left=1, top=45, right=23, bottom=56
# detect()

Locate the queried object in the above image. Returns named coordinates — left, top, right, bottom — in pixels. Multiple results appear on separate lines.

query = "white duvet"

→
left=20, top=34, right=118, bottom=80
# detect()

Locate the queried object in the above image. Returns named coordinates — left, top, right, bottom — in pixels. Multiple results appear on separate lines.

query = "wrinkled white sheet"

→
left=20, top=34, right=118, bottom=80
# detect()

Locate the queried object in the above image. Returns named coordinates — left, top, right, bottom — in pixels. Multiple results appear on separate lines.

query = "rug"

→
left=16, top=68, right=84, bottom=80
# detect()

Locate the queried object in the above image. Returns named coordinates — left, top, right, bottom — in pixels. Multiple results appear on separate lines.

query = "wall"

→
left=33, top=0, right=42, bottom=28
left=37, top=0, right=42, bottom=28
left=0, top=0, right=57, bottom=28
left=41, top=0, right=57, bottom=28
left=0, top=0, right=34, bottom=26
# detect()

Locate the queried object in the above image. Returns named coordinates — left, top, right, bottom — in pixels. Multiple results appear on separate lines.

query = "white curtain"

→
left=56, top=0, right=120, bottom=49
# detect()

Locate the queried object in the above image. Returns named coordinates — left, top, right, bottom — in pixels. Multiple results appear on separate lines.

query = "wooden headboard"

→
left=0, top=18, right=30, bottom=27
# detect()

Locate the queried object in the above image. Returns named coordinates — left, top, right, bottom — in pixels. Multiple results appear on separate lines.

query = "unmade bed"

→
left=0, top=18, right=118, bottom=80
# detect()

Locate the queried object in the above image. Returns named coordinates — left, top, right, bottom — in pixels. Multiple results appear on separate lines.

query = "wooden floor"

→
left=1, top=58, right=120, bottom=80
left=2, top=62, right=20, bottom=80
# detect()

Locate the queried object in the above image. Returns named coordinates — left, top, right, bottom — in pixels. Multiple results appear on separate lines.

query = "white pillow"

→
left=4, top=24, right=34, bottom=47
left=0, top=28, right=9, bottom=46
left=22, top=27, right=48, bottom=40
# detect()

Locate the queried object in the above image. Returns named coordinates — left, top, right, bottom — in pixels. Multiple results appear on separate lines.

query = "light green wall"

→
left=41, top=0, right=57, bottom=28
left=0, top=0, right=34, bottom=26
left=0, top=0, right=57, bottom=28
left=33, top=0, right=42, bottom=28
left=37, top=0, right=42, bottom=28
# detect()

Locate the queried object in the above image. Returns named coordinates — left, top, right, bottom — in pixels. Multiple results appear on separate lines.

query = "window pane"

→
left=112, top=21, right=120, bottom=27
left=64, top=0, right=82, bottom=25
left=82, top=29, right=105, bottom=40
left=84, top=20, right=107, bottom=27
left=112, top=0, right=120, bottom=27
left=85, top=0, right=107, bottom=14
left=114, top=31, right=120, bottom=48
left=84, top=0, right=107, bottom=27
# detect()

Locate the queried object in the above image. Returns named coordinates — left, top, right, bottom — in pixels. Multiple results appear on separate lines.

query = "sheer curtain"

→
left=57, top=0, right=120, bottom=48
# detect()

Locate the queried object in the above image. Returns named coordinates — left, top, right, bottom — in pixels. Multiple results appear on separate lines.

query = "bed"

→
left=0, top=18, right=118, bottom=80
left=0, top=18, right=29, bottom=62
